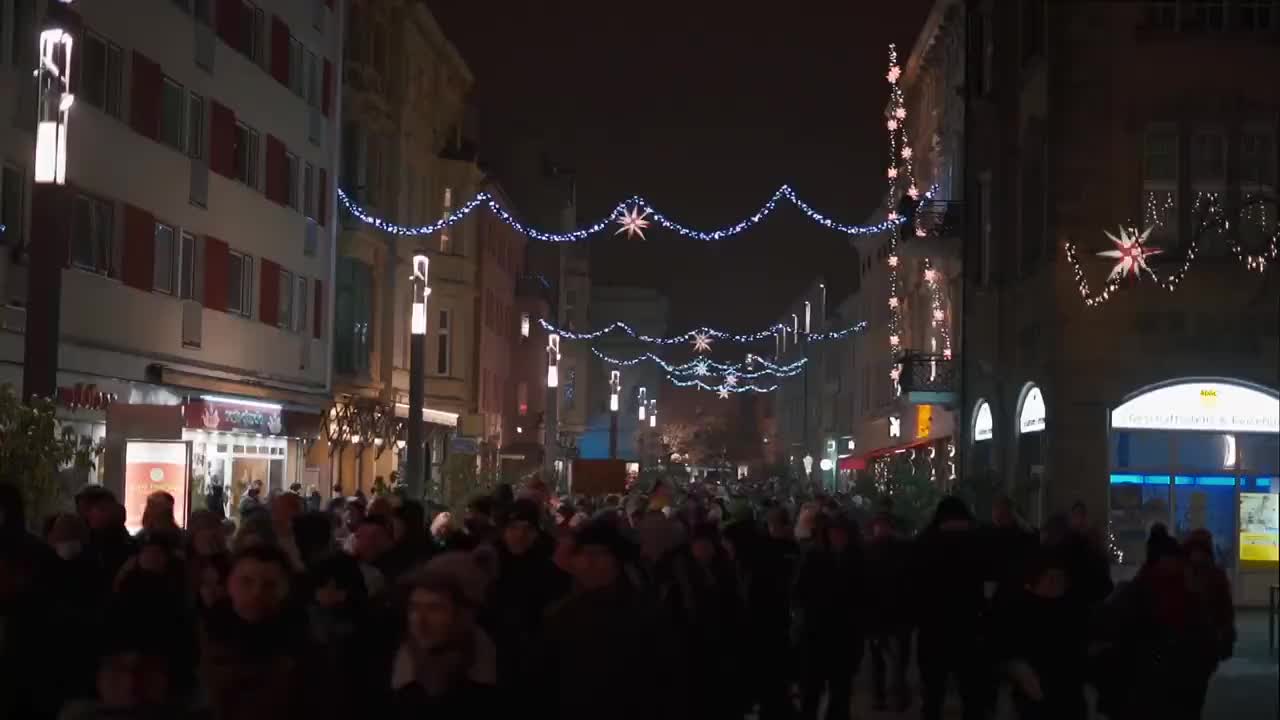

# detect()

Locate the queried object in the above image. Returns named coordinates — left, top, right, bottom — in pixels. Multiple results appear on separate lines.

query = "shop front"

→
left=1014, top=383, right=1047, bottom=527
left=1107, top=378, right=1279, bottom=605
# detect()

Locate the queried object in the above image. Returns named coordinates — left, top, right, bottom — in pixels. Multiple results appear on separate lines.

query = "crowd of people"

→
left=0, top=476, right=1237, bottom=720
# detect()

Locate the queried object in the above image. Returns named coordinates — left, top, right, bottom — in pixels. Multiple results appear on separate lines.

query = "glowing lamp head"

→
left=410, top=253, right=430, bottom=335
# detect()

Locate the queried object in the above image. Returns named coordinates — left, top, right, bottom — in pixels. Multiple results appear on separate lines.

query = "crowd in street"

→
left=0, top=476, right=1237, bottom=720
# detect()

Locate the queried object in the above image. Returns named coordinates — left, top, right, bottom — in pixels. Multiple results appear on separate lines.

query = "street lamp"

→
left=648, top=399, right=657, bottom=428
left=545, top=333, right=560, bottom=478
left=546, top=334, right=560, bottom=388
left=406, top=252, right=430, bottom=499
left=637, top=387, right=647, bottom=421
left=608, top=370, right=621, bottom=458
left=35, top=22, right=75, bottom=185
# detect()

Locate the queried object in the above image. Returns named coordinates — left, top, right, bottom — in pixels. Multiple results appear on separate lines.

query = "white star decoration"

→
left=887, top=119, right=898, bottom=131
left=615, top=206, right=651, bottom=240
left=887, top=167, right=898, bottom=179
left=894, top=107, right=907, bottom=120
left=907, top=185, right=920, bottom=200
left=693, top=359, right=710, bottom=376
left=724, top=373, right=739, bottom=388
left=888, top=255, right=899, bottom=267
left=717, top=387, right=730, bottom=399
left=901, top=146, right=913, bottom=160
left=691, top=332, right=713, bottom=354
left=888, top=297, right=899, bottom=309
left=1098, top=225, right=1161, bottom=281
left=933, top=309, right=945, bottom=321
left=924, top=268, right=937, bottom=283
left=887, top=65, right=901, bottom=83
left=889, top=334, right=901, bottom=347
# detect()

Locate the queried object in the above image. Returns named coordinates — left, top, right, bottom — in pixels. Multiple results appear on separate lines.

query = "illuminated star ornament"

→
left=693, top=359, right=711, bottom=376
left=724, top=373, right=739, bottom=388
left=1098, top=225, right=1161, bottom=281
left=691, top=332, right=713, bottom=354
left=717, top=387, right=730, bottom=399
left=615, top=206, right=651, bottom=240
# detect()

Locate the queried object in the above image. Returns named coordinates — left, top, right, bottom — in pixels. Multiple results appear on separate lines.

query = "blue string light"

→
left=667, top=376, right=779, bottom=393
left=542, top=319, right=868, bottom=345
left=337, top=185, right=923, bottom=241
left=590, top=347, right=806, bottom=378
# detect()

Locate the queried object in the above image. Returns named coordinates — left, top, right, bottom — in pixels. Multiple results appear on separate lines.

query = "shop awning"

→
left=838, top=455, right=866, bottom=471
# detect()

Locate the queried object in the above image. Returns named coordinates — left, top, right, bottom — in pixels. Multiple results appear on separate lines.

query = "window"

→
left=278, top=268, right=293, bottom=328
left=294, top=276, right=309, bottom=333
left=1240, top=0, right=1276, bottom=30
left=1188, top=0, right=1225, bottom=30
left=1, top=165, right=24, bottom=249
left=178, top=231, right=198, bottom=300
left=288, top=36, right=305, bottom=97
left=303, top=162, right=315, bottom=217
left=1022, top=0, right=1044, bottom=61
left=12, top=0, right=36, bottom=67
left=187, top=92, right=204, bottom=159
left=977, top=174, right=992, bottom=286
left=435, top=308, right=451, bottom=375
left=1240, top=127, right=1278, bottom=246
left=240, top=2, right=264, bottom=63
left=71, top=194, right=114, bottom=275
left=306, top=50, right=320, bottom=107
left=228, top=251, right=253, bottom=316
left=1143, top=126, right=1178, bottom=242
left=1190, top=128, right=1226, bottom=247
left=335, top=258, right=373, bottom=374
left=153, top=222, right=176, bottom=294
left=81, top=32, right=123, bottom=117
left=159, top=77, right=185, bottom=152
left=286, top=152, right=299, bottom=209
left=439, top=187, right=454, bottom=254
left=1145, top=1, right=1178, bottom=28
left=520, top=311, right=530, bottom=338
left=234, top=122, right=259, bottom=187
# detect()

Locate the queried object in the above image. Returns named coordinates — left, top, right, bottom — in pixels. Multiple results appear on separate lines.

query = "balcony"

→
left=900, top=200, right=963, bottom=260
left=897, top=351, right=958, bottom=406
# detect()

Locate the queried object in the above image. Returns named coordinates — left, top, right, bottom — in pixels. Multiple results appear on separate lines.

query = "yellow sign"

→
left=916, top=405, right=933, bottom=439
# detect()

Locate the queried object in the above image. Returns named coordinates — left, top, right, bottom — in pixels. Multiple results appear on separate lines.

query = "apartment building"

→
left=323, top=0, right=476, bottom=496
left=0, top=0, right=341, bottom=522
left=959, top=0, right=1278, bottom=603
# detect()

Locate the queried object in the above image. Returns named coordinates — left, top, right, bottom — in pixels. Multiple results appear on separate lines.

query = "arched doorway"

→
left=1014, top=383, right=1047, bottom=526
left=969, top=398, right=994, bottom=475
left=1107, top=378, right=1279, bottom=603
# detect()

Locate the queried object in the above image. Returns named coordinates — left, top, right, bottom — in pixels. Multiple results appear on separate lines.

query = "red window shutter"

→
left=312, top=279, right=323, bottom=339
left=270, top=16, right=290, bottom=86
left=210, top=101, right=236, bottom=177
left=203, top=237, right=230, bottom=311
left=215, top=0, right=240, bottom=49
left=265, top=134, right=286, bottom=204
left=318, top=168, right=329, bottom=226
left=130, top=51, right=161, bottom=140
left=322, top=60, right=333, bottom=117
left=259, top=259, right=280, bottom=326
left=122, top=205, right=155, bottom=291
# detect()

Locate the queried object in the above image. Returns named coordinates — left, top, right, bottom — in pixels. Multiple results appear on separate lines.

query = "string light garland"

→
left=541, top=318, right=868, bottom=345
left=884, top=44, right=912, bottom=396
left=667, top=376, right=779, bottom=394
left=337, top=183, right=917, bottom=242
left=591, top=347, right=806, bottom=379
left=1065, top=194, right=1278, bottom=307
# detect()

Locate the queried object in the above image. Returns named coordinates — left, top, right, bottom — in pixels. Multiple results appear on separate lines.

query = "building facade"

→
left=0, top=0, right=342, bottom=524
left=324, top=0, right=478, bottom=497
left=959, top=0, right=1279, bottom=603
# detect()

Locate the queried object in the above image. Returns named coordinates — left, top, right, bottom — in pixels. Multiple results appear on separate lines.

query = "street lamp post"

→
left=545, top=334, right=560, bottom=480
left=406, top=253, right=430, bottom=499
left=23, top=3, right=77, bottom=404
left=608, top=370, right=621, bottom=459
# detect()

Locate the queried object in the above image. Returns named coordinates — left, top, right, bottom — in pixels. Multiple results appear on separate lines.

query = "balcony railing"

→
left=897, top=351, right=958, bottom=402
left=900, top=200, right=963, bottom=259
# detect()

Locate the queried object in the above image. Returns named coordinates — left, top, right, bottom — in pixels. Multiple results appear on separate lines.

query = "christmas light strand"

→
left=1065, top=194, right=1278, bottom=307
left=541, top=318, right=867, bottom=345
left=591, top=347, right=806, bottom=378
left=337, top=184, right=913, bottom=242
left=885, top=44, right=910, bottom=395
left=667, top=376, right=779, bottom=394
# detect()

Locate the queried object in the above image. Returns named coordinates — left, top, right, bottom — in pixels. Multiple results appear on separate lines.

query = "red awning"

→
left=838, top=455, right=866, bottom=471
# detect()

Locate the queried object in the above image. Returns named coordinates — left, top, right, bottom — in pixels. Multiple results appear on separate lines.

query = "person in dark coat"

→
left=199, top=546, right=340, bottom=720
left=490, top=499, right=568, bottom=690
left=380, top=501, right=434, bottom=582
left=793, top=513, right=866, bottom=720
left=864, top=511, right=913, bottom=712
left=77, top=487, right=136, bottom=600
left=531, top=520, right=688, bottom=720
left=722, top=519, right=792, bottom=720
left=912, top=496, right=987, bottom=720
left=993, top=549, right=1089, bottom=720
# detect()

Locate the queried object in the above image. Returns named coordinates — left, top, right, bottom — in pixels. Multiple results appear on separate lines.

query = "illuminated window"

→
left=153, top=222, right=175, bottom=294
left=520, top=312, right=530, bottom=338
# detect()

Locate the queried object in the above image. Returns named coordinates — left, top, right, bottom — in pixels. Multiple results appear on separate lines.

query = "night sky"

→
left=428, top=0, right=932, bottom=331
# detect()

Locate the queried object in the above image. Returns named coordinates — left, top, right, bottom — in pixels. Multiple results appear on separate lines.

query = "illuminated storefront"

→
left=1014, top=383, right=1047, bottom=526
left=1107, top=379, right=1279, bottom=604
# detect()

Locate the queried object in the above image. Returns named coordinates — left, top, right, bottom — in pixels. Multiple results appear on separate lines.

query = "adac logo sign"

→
left=1199, top=388, right=1219, bottom=408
